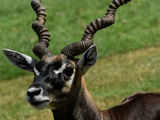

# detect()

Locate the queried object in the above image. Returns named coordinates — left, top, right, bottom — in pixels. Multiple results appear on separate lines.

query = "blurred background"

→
left=1, top=0, right=160, bottom=119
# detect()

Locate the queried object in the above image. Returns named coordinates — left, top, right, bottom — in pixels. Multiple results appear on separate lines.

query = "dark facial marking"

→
left=48, top=72, right=65, bottom=90
left=54, top=79, right=65, bottom=89
left=51, top=60, right=62, bottom=70
left=63, top=61, right=74, bottom=77
left=33, top=57, right=75, bottom=91
left=63, top=67, right=73, bottom=77
left=35, top=61, right=45, bottom=72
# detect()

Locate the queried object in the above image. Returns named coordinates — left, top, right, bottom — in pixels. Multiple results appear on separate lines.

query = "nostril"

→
left=27, top=87, right=42, bottom=97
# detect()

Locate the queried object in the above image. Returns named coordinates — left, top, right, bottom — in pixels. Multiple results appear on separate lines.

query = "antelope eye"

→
left=53, top=61, right=62, bottom=70
left=63, top=67, right=73, bottom=76
left=35, top=61, right=45, bottom=72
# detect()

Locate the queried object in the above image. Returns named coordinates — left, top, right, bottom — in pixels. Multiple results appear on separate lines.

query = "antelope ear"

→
left=3, top=49, right=36, bottom=72
left=77, top=44, right=97, bottom=75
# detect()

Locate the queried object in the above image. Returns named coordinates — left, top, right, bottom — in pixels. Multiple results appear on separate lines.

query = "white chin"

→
left=26, top=94, right=50, bottom=109
left=26, top=96, right=50, bottom=109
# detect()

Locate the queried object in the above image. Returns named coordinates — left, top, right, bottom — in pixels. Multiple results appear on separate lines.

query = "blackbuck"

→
left=3, top=0, right=160, bottom=120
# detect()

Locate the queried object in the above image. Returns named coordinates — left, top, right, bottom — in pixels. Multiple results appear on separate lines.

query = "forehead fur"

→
left=41, top=54, right=76, bottom=67
left=42, top=54, right=67, bottom=63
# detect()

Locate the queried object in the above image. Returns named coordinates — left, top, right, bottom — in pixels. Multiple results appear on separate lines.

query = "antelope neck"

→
left=51, top=78, right=110, bottom=120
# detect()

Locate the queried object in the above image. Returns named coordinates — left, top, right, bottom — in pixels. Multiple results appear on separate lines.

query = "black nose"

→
left=27, top=87, right=42, bottom=97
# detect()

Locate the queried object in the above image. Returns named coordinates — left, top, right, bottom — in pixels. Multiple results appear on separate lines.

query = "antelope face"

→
left=27, top=55, right=76, bottom=109
left=3, top=45, right=97, bottom=109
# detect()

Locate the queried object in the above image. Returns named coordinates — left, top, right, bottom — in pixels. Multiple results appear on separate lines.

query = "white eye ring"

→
left=34, top=67, right=40, bottom=76
left=54, top=64, right=66, bottom=74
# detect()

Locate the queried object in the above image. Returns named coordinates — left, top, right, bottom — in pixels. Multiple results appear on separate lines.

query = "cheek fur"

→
left=33, top=67, right=40, bottom=76
left=62, top=71, right=75, bottom=93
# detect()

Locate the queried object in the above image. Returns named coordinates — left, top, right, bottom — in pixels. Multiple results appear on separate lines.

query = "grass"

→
left=87, top=46, right=160, bottom=108
left=1, top=46, right=160, bottom=119
left=1, top=0, right=160, bottom=80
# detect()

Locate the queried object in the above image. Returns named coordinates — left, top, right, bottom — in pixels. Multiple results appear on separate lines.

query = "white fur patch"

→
left=27, top=87, right=49, bottom=101
left=34, top=67, right=40, bottom=76
left=21, top=54, right=33, bottom=64
left=66, top=71, right=75, bottom=87
left=3, top=49, right=33, bottom=64
left=27, top=87, right=40, bottom=93
left=54, top=63, right=66, bottom=74
left=34, top=94, right=49, bottom=101
left=62, top=69, right=75, bottom=93
left=54, top=63, right=75, bottom=88
left=53, top=63, right=75, bottom=93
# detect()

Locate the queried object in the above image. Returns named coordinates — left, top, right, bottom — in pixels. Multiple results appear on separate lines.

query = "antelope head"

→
left=3, top=0, right=130, bottom=110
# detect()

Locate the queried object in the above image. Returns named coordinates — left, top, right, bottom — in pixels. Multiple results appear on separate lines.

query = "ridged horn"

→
left=61, top=0, right=131, bottom=58
left=31, top=0, right=52, bottom=59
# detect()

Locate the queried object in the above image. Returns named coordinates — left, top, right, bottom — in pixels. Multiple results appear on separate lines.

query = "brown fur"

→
left=51, top=71, right=160, bottom=120
left=43, top=54, right=66, bottom=63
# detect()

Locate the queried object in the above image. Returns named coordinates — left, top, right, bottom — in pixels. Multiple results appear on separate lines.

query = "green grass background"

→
left=1, top=0, right=160, bottom=119
left=1, top=0, right=160, bottom=80
left=1, top=47, right=160, bottom=120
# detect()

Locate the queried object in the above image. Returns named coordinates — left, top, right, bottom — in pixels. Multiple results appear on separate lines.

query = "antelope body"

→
left=3, top=0, right=160, bottom=120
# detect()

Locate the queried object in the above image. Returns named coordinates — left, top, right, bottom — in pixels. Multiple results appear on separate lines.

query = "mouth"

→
left=26, top=96, right=50, bottom=109
left=29, top=100, right=50, bottom=109
left=30, top=99, right=49, bottom=105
